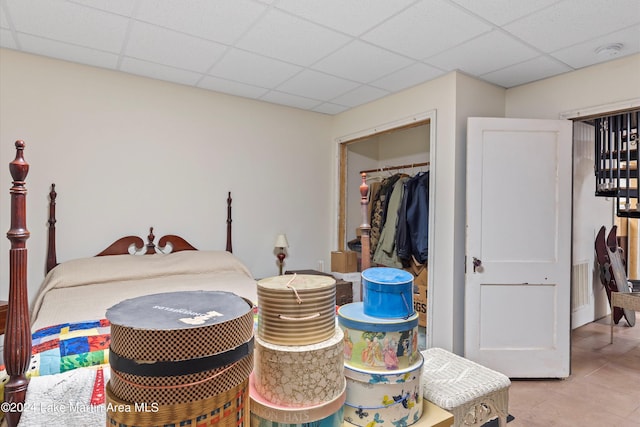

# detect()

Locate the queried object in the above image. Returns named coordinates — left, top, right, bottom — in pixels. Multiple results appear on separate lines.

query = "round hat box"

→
left=249, top=373, right=346, bottom=427
left=106, top=290, right=254, bottom=405
left=257, top=274, right=336, bottom=346
left=106, top=377, right=250, bottom=427
left=362, top=267, right=415, bottom=318
left=338, top=302, right=420, bottom=372
left=253, top=326, right=345, bottom=407
left=343, top=354, right=424, bottom=427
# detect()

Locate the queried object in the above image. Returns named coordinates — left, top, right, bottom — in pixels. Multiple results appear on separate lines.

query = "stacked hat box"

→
left=105, top=290, right=255, bottom=427
left=339, top=267, right=424, bottom=427
left=251, top=274, right=346, bottom=426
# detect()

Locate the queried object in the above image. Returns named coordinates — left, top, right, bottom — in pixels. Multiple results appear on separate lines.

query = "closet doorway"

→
left=337, top=117, right=432, bottom=308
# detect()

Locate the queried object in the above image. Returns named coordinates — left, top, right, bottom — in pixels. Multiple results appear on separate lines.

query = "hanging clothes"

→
left=369, top=174, right=402, bottom=259
left=396, top=171, right=430, bottom=265
left=373, top=175, right=410, bottom=268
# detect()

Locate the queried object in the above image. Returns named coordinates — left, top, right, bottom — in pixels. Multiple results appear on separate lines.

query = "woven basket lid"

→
left=257, top=274, right=336, bottom=345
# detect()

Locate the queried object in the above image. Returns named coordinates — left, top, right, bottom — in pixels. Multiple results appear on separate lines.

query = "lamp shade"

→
left=274, top=234, right=289, bottom=249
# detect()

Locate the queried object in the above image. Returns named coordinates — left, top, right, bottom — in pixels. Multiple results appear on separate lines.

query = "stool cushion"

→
left=421, top=347, right=511, bottom=409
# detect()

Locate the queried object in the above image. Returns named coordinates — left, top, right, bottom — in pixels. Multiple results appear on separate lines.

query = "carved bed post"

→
left=46, top=183, right=57, bottom=274
left=226, top=191, right=232, bottom=253
left=4, top=140, right=31, bottom=427
left=359, top=173, right=371, bottom=272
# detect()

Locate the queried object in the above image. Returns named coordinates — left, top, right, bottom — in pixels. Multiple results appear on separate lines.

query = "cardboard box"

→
left=414, top=283, right=427, bottom=328
left=331, top=251, right=358, bottom=273
left=333, top=272, right=362, bottom=302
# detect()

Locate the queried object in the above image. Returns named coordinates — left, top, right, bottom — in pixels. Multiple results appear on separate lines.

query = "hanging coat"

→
left=373, top=176, right=409, bottom=268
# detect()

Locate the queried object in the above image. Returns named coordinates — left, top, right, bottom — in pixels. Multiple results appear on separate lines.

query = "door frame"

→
left=336, top=110, right=437, bottom=347
left=561, top=98, right=640, bottom=328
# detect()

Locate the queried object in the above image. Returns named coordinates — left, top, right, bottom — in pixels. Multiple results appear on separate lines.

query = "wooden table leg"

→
left=611, top=303, right=614, bottom=344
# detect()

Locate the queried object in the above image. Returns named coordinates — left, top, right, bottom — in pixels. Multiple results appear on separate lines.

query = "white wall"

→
left=0, top=48, right=333, bottom=303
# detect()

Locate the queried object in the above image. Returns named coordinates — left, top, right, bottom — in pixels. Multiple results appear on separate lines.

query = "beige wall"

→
left=505, top=53, right=640, bottom=119
left=0, top=48, right=333, bottom=302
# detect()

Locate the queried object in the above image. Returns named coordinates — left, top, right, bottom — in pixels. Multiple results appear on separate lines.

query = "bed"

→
left=2, top=140, right=258, bottom=426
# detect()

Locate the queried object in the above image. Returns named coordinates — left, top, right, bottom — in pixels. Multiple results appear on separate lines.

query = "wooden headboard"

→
left=44, top=186, right=234, bottom=273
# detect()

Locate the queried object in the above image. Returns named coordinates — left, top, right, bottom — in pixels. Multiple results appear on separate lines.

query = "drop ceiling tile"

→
left=313, top=40, right=414, bottom=83
left=480, top=55, right=572, bottom=88
left=427, top=30, right=540, bottom=76
left=504, top=0, right=640, bottom=53
left=209, top=48, right=302, bottom=88
left=18, top=33, right=119, bottom=69
left=448, top=0, right=559, bottom=26
left=125, top=21, right=227, bottom=73
left=276, top=69, right=360, bottom=100
left=551, top=24, right=640, bottom=69
left=120, top=57, right=203, bottom=86
left=5, top=0, right=129, bottom=52
left=260, top=90, right=322, bottom=110
left=236, top=8, right=350, bottom=66
left=330, top=85, right=389, bottom=107
left=198, top=75, right=269, bottom=99
left=312, top=102, right=350, bottom=115
left=0, top=29, right=17, bottom=49
left=68, top=0, right=137, bottom=16
left=362, top=0, right=492, bottom=60
left=275, top=0, right=415, bottom=36
left=370, top=62, right=445, bottom=92
left=135, top=0, right=266, bottom=45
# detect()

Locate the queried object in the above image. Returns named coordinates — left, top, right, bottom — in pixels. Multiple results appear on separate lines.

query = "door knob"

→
left=473, top=257, right=483, bottom=273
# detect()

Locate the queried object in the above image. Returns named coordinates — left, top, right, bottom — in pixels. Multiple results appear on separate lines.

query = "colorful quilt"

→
left=0, top=319, right=110, bottom=403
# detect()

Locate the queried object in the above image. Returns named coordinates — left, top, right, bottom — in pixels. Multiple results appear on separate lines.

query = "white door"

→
left=465, top=117, right=572, bottom=378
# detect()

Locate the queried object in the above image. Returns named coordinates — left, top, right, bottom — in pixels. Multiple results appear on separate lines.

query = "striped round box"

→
left=253, top=326, right=345, bottom=407
left=106, top=291, right=254, bottom=407
left=257, top=274, right=336, bottom=346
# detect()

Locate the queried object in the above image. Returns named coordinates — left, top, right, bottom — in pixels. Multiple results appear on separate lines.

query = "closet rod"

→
left=360, top=161, right=429, bottom=174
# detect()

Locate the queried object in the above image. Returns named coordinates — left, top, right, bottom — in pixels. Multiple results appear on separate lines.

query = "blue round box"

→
left=362, top=267, right=415, bottom=318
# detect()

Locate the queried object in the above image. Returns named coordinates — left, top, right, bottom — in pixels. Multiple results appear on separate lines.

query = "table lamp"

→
left=274, top=234, right=289, bottom=275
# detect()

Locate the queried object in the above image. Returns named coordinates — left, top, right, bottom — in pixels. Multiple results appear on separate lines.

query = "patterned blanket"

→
left=0, top=319, right=110, bottom=404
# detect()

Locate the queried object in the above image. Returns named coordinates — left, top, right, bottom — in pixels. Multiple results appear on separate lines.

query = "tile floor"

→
left=506, top=314, right=640, bottom=427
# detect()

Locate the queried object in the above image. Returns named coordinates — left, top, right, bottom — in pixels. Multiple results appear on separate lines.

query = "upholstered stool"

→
left=421, top=348, right=510, bottom=427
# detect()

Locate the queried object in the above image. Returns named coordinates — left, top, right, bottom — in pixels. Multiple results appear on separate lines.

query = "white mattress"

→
left=30, top=250, right=258, bottom=331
